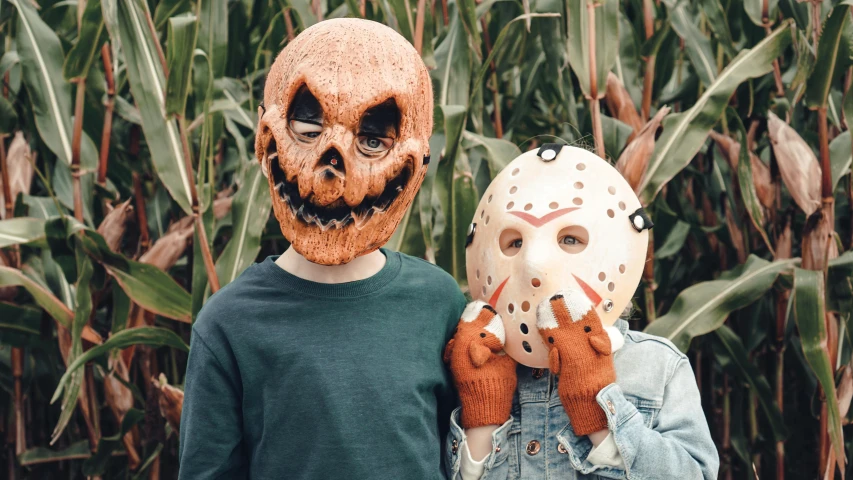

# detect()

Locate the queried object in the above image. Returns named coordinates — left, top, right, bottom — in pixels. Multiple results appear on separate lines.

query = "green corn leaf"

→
left=165, top=14, right=199, bottom=117
left=0, top=266, right=73, bottom=329
left=108, top=0, right=194, bottom=214
left=701, top=0, right=738, bottom=59
left=828, top=130, right=852, bottom=193
left=63, top=0, right=106, bottom=81
left=713, top=325, right=788, bottom=441
left=434, top=105, right=468, bottom=278
left=9, top=0, right=98, bottom=169
left=215, top=162, right=272, bottom=287
left=52, top=327, right=189, bottom=404
left=744, top=0, right=779, bottom=27
left=566, top=0, right=619, bottom=99
left=805, top=4, right=851, bottom=109
left=645, top=255, right=799, bottom=351
left=656, top=220, right=691, bottom=259
left=0, top=96, right=17, bottom=134
left=792, top=268, right=845, bottom=473
left=461, top=131, right=521, bottom=179
left=639, top=21, right=792, bottom=204
left=0, top=217, right=46, bottom=248
left=18, top=441, right=92, bottom=466
left=727, top=111, right=773, bottom=253
left=432, top=16, right=472, bottom=107
left=198, top=0, right=228, bottom=78
left=662, top=0, right=717, bottom=87
left=154, top=0, right=192, bottom=29
left=50, top=243, right=93, bottom=444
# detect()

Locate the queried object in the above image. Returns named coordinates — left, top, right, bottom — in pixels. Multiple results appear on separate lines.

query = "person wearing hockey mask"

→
left=443, top=145, right=718, bottom=479
left=179, top=19, right=467, bottom=479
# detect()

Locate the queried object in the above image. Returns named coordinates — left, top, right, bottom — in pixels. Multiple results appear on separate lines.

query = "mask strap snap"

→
left=536, top=143, right=566, bottom=162
left=629, top=208, right=654, bottom=232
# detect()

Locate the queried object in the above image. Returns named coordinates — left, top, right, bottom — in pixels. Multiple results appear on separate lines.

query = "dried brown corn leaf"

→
left=1, top=132, right=34, bottom=218
left=801, top=203, right=838, bottom=271
left=139, top=216, right=194, bottom=271
left=153, top=373, right=184, bottom=434
left=709, top=130, right=775, bottom=209
left=605, top=72, right=643, bottom=139
left=767, top=112, right=821, bottom=216
left=616, top=106, right=671, bottom=192
left=97, top=199, right=134, bottom=253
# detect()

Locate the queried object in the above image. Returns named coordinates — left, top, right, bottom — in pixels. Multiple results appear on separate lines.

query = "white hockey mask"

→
left=465, top=144, right=652, bottom=367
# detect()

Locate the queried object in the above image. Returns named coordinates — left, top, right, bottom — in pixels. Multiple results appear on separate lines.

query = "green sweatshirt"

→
left=178, top=249, right=466, bottom=479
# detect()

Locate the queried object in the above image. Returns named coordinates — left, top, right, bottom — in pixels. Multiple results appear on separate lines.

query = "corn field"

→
left=0, top=0, right=852, bottom=478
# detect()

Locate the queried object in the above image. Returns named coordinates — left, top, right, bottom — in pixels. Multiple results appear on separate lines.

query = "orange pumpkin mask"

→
left=255, top=19, right=433, bottom=265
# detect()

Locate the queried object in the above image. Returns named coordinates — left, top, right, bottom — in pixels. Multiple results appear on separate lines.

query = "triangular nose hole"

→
left=318, top=148, right=345, bottom=173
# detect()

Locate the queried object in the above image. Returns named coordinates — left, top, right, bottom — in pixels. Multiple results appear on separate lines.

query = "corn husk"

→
left=153, top=373, right=184, bottom=435
left=767, top=112, right=821, bottom=216
left=605, top=72, right=644, bottom=139
left=97, top=199, right=134, bottom=253
left=838, top=366, right=853, bottom=422
left=0, top=132, right=34, bottom=218
left=801, top=202, right=838, bottom=271
left=139, top=216, right=194, bottom=271
left=774, top=216, right=793, bottom=261
left=709, top=130, right=776, bottom=209
left=616, top=106, right=671, bottom=192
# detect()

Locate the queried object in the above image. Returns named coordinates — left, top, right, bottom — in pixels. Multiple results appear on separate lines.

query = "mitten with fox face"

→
left=536, top=290, right=621, bottom=436
left=444, top=301, right=518, bottom=429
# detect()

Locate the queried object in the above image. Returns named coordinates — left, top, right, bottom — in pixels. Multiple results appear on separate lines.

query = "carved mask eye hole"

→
left=288, top=86, right=324, bottom=141
left=357, top=98, right=399, bottom=156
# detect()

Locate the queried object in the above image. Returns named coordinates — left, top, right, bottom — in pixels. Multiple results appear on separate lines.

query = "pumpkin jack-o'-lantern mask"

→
left=465, top=145, right=653, bottom=367
left=255, top=19, right=433, bottom=265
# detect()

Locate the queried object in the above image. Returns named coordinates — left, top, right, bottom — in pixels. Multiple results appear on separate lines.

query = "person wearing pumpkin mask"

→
left=179, top=19, right=467, bottom=479
left=443, top=145, right=718, bottom=479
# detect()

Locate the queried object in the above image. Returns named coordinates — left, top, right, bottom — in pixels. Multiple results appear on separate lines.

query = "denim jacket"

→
left=445, top=320, right=719, bottom=479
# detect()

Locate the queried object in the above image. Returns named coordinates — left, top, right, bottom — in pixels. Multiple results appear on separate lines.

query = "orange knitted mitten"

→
left=444, top=301, right=517, bottom=429
left=536, top=290, right=615, bottom=436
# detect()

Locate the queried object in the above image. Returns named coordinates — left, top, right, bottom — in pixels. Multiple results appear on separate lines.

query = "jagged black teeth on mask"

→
left=270, top=159, right=412, bottom=230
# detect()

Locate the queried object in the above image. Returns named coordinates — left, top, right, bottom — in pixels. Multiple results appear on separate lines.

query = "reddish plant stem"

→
left=359, top=0, right=366, bottom=17
left=818, top=108, right=833, bottom=199
left=641, top=0, right=655, bottom=121
left=415, top=0, right=427, bottom=55
left=722, top=374, right=732, bottom=480
left=587, top=2, right=604, bottom=158
left=133, top=174, right=151, bottom=252
left=441, top=0, right=449, bottom=26
left=284, top=9, right=296, bottom=42
left=98, top=43, right=115, bottom=187
left=142, top=3, right=167, bottom=72
left=0, top=137, right=11, bottom=219
left=71, top=80, right=86, bottom=222
left=312, top=0, right=323, bottom=21
left=480, top=17, right=503, bottom=138
left=177, top=118, right=220, bottom=292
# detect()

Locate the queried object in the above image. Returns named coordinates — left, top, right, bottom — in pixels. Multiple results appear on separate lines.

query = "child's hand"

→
left=535, top=290, right=616, bottom=436
left=444, top=301, right=517, bottom=429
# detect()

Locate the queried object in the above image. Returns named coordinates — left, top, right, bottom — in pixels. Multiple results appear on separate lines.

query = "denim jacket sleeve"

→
left=560, top=357, right=719, bottom=479
left=445, top=407, right=514, bottom=480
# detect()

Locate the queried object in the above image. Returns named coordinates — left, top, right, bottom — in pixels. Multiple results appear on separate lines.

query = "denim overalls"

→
left=445, top=320, right=719, bottom=479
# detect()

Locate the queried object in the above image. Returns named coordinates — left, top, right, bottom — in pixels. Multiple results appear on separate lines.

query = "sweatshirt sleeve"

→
left=179, top=330, right=246, bottom=479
